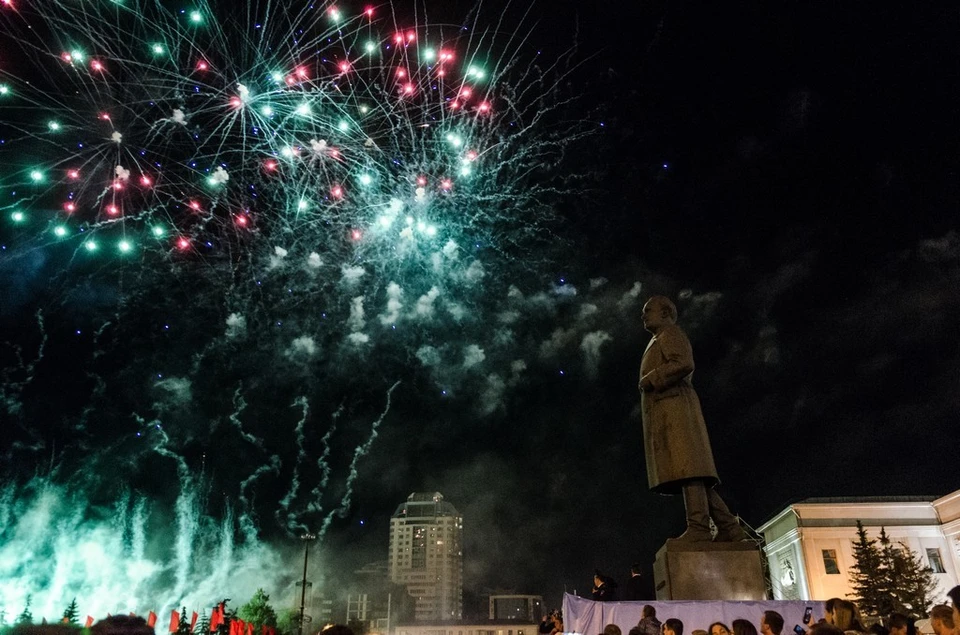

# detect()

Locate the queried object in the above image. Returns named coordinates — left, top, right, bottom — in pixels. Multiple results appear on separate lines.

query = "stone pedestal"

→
left=653, top=540, right=766, bottom=600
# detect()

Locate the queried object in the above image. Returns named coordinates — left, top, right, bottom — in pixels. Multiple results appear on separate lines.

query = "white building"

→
left=758, top=489, right=960, bottom=601
left=389, top=492, right=463, bottom=621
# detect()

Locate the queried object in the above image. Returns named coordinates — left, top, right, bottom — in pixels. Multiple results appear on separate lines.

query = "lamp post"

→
left=298, top=532, right=317, bottom=635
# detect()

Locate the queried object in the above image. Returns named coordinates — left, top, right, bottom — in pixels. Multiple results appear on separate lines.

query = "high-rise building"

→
left=388, top=492, right=463, bottom=622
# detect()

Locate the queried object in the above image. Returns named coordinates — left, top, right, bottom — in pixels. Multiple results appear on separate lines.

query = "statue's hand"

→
left=639, top=372, right=655, bottom=392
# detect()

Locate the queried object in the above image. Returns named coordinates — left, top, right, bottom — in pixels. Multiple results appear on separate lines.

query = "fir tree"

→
left=849, top=521, right=885, bottom=616
left=848, top=526, right=939, bottom=619
left=878, top=527, right=905, bottom=615
left=176, top=607, right=193, bottom=635
left=16, top=595, right=34, bottom=625
left=196, top=610, right=211, bottom=635
left=238, top=590, right=277, bottom=629
left=887, top=538, right=937, bottom=617
left=62, top=598, right=80, bottom=625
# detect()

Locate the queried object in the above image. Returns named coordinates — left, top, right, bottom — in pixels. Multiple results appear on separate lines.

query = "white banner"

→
left=562, top=593, right=825, bottom=635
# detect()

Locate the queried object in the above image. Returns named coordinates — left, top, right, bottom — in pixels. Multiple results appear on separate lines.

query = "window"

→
left=412, top=527, right=426, bottom=569
left=927, top=548, right=946, bottom=574
left=822, top=549, right=841, bottom=574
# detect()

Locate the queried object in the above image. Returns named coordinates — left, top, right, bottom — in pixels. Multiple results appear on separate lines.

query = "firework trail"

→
left=275, top=395, right=311, bottom=535
left=306, top=403, right=343, bottom=514
left=317, top=380, right=399, bottom=540
left=230, top=385, right=283, bottom=539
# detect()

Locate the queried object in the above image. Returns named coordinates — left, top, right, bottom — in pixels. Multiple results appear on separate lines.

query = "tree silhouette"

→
left=16, top=595, right=34, bottom=624
left=176, top=607, right=193, bottom=635
left=62, top=598, right=80, bottom=625
left=849, top=521, right=889, bottom=616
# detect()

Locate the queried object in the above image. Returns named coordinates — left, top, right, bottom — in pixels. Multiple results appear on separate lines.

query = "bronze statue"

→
left=638, top=296, right=747, bottom=542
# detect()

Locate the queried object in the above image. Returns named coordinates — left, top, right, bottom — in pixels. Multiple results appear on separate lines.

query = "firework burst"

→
left=0, top=0, right=584, bottom=278
left=0, top=0, right=600, bottom=620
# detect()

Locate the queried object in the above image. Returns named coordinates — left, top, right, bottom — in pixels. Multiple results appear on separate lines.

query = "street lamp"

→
left=298, top=533, right=317, bottom=635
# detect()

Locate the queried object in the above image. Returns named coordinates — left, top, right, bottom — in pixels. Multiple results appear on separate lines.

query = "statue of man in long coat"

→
left=638, top=295, right=747, bottom=542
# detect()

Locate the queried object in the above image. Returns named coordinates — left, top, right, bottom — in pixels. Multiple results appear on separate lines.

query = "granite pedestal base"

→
left=653, top=540, right=766, bottom=600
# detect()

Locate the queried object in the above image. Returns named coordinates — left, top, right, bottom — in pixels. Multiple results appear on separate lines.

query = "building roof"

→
left=796, top=495, right=939, bottom=504
left=393, top=491, right=460, bottom=518
left=757, top=492, right=954, bottom=532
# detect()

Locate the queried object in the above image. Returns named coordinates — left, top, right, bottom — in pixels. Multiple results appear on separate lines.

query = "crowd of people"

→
left=4, top=617, right=356, bottom=635
left=583, top=585, right=960, bottom=635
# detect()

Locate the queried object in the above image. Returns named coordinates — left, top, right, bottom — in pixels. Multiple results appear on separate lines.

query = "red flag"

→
left=191, top=612, right=199, bottom=633
left=148, top=612, right=158, bottom=628
left=210, top=608, right=222, bottom=633
left=85, top=617, right=95, bottom=628
left=262, top=626, right=268, bottom=635
left=246, top=623, right=252, bottom=635
left=170, top=610, right=180, bottom=633
left=229, top=621, right=238, bottom=635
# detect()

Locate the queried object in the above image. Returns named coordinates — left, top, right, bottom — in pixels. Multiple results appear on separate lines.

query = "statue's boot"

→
left=668, top=482, right=713, bottom=542
left=708, top=487, right=749, bottom=542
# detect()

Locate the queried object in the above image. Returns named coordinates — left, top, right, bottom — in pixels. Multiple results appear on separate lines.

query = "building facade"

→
left=757, top=490, right=960, bottom=602
left=487, top=596, right=543, bottom=622
left=389, top=492, right=464, bottom=621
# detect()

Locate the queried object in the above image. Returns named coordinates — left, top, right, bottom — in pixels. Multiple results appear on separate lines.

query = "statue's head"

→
left=642, top=296, right=677, bottom=333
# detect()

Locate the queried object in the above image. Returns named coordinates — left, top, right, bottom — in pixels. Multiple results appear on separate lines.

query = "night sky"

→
left=1, top=0, right=958, bottom=620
